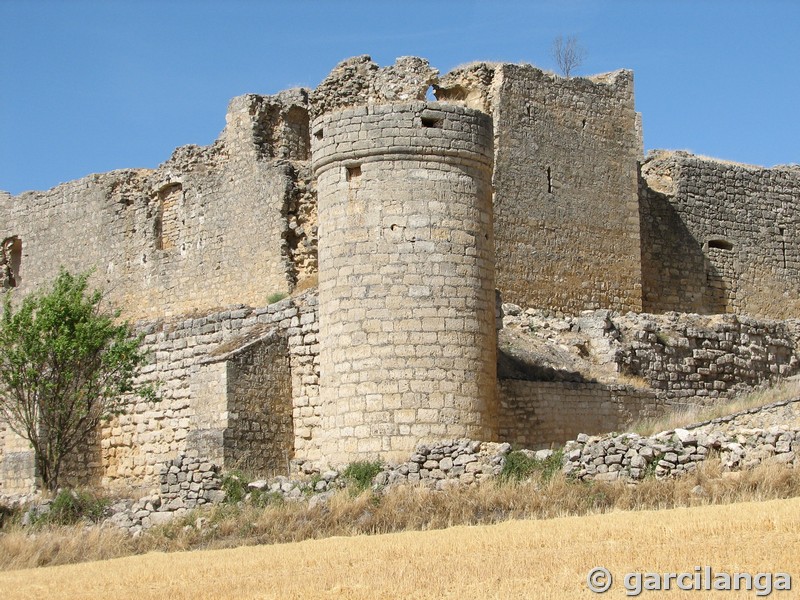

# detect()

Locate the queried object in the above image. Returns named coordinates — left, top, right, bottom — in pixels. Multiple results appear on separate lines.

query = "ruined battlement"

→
left=311, top=101, right=493, bottom=173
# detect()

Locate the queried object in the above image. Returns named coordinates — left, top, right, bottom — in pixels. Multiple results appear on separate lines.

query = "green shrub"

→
left=342, top=460, right=383, bottom=493
left=500, top=450, right=564, bottom=483
left=499, top=450, right=538, bottom=482
left=36, top=489, right=110, bottom=526
left=222, top=471, right=251, bottom=504
left=267, top=292, right=288, bottom=304
left=538, top=450, right=564, bottom=482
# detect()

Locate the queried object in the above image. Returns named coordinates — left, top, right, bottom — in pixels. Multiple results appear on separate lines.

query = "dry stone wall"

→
left=312, top=101, right=498, bottom=467
left=564, top=398, right=800, bottom=482
left=640, top=151, right=800, bottom=319
left=615, top=312, right=800, bottom=403
left=105, top=454, right=224, bottom=535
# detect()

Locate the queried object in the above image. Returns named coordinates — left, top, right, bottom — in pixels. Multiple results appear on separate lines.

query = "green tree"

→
left=0, top=270, right=154, bottom=491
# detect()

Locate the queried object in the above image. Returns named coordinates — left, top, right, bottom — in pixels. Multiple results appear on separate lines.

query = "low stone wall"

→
left=375, top=439, right=510, bottom=488
left=497, top=380, right=662, bottom=449
left=563, top=399, right=800, bottom=482
left=100, top=440, right=512, bottom=534
left=250, top=439, right=513, bottom=499
left=106, top=454, right=224, bottom=535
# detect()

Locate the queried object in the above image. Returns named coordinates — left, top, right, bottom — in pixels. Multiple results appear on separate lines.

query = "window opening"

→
left=346, top=165, right=362, bottom=182
left=1, top=236, right=21, bottom=289
left=707, top=239, right=733, bottom=251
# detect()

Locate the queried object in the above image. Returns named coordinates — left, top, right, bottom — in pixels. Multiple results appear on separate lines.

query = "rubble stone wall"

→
left=615, top=313, right=800, bottom=403
left=564, top=398, right=800, bottom=482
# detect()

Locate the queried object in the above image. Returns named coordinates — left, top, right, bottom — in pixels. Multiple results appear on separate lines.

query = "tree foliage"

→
left=551, top=34, right=586, bottom=79
left=0, top=270, right=154, bottom=491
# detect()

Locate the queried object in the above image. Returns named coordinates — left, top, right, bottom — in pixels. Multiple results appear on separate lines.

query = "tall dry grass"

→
left=630, top=377, right=800, bottom=436
left=3, top=458, right=800, bottom=572
left=2, top=495, right=799, bottom=599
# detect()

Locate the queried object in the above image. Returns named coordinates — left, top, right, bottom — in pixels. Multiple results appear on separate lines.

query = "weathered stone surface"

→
left=641, top=152, right=800, bottom=320
left=1, top=54, right=798, bottom=497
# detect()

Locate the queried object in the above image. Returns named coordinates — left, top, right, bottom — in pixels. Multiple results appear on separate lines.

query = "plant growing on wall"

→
left=551, top=34, right=586, bottom=79
left=0, top=270, right=155, bottom=491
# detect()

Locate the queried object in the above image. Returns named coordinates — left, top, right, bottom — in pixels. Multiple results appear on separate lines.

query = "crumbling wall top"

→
left=639, top=149, right=798, bottom=199
left=436, top=61, right=634, bottom=115
left=435, top=62, right=499, bottom=114
left=309, top=55, right=437, bottom=119
left=222, top=88, right=310, bottom=161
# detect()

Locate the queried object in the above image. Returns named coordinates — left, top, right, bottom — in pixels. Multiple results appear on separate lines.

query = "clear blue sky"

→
left=2, top=0, right=798, bottom=195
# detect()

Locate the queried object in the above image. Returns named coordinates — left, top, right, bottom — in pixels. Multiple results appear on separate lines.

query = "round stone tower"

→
left=311, top=101, right=497, bottom=467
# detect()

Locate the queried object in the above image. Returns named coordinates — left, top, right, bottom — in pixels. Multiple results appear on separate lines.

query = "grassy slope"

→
left=1, top=496, right=798, bottom=599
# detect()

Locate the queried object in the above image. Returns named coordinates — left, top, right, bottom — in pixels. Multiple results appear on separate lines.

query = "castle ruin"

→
left=1, top=56, right=798, bottom=493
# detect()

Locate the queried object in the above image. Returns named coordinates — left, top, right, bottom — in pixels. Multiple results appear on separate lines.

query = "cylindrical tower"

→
left=311, top=101, right=496, bottom=466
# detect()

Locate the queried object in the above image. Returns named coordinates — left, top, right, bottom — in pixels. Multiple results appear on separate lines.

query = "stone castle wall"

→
left=497, top=381, right=662, bottom=449
left=0, top=91, right=313, bottom=321
left=312, top=102, right=498, bottom=467
left=438, top=63, right=643, bottom=313
left=0, top=293, right=320, bottom=494
left=640, top=152, right=800, bottom=319
left=0, top=55, right=798, bottom=494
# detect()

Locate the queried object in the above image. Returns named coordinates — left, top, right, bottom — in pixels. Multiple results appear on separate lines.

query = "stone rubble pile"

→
left=564, top=424, right=800, bottom=482
left=375, top=439, right=511, bottom=489
left=105, top=454, right=224, bottom=535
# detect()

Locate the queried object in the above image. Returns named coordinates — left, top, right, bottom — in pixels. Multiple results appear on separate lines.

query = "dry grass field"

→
left=630, top=377, right=800, bottom=435
left=1, top=496, right=798, bottom=599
